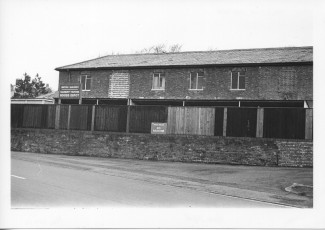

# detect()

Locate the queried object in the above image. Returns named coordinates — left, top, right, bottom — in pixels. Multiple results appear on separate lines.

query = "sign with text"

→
left=59, top=84, right=81, bottom=99
left=151, top=123, right=167, bottom=134
left=108, top=72, right=130, bottom=98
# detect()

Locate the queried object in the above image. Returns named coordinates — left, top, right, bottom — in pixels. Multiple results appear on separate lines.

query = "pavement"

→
left=11, top=151, right=313, bottom=208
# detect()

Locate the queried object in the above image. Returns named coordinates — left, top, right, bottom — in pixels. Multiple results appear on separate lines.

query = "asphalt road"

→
left=11, top=152, right=288, bottom=208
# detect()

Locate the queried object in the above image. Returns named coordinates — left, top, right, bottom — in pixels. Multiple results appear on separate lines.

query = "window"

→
left=190, top=72, right=204, bottom=90
left=278, top=70, right=296, bottom=92
left=152, top=73, right=165, bottom=90
left=80, top=75, right=91, bottom=90
left=231, top=71, right=246, bottom=90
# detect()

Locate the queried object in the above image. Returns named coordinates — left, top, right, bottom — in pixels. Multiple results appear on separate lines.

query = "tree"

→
left=169, top=44, right=183, bottom=53
left=13, top=73, right=52, bottom=98
left=206, top=47, right=218, bottom=51
left=136, top=44, right=183, bottom=54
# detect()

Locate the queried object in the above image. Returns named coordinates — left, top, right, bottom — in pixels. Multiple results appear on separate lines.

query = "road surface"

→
left=12, top=152, right=287, bottom=208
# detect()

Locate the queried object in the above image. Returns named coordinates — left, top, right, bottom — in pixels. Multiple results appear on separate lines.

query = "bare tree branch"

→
left=169, top=44, right=183, bottom=53
left=136, top=44, right=183, bottom=54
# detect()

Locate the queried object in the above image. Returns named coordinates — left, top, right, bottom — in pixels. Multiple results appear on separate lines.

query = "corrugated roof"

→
left=55, top=46, right=313, bottom=70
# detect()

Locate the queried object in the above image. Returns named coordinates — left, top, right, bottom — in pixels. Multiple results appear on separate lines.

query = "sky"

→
left=0, top=0, right=317, bottom=91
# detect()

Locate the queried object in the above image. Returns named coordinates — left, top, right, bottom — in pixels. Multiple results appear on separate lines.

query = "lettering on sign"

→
left=59, top=84, right=81, bottom=99
left=151, top=123, right=167, bottom=134
left=108, top=72, right=130, bottom=98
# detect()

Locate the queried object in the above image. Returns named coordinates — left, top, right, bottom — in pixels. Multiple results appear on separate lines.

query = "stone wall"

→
left=276, top=140, right=313, bottom=167
left=11, top=129, right=313, bottom=167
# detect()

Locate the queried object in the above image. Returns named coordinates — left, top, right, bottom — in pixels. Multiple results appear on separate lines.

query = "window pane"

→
left=197, top=76, right=203, bottom=89
left=239, top=76, right=245, bottom=89
left=158, top=75, right=162, bottom=87
left=86, top=77, right=91, bottom=90
left=239, top=71, right=246, bottom=76
left=190, top=73, right=196, bottom=89
left=81, top=76, right=86, bottom=90
left=152, top=74, right=159, bottom=89
left=161, top=76, right=165, bottom=89
left=197, top=72, right=204, bottom=77
left=231, top=72, right=238, bottom=89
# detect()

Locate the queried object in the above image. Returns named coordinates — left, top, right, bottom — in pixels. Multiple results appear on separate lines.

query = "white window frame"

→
left=230, top=71, right=246, bottom=90
left=152, top=73, right=165, bottom=90
left=80, top=75, right=91, bottom=91
left=189, top=72, right=204, bottom=90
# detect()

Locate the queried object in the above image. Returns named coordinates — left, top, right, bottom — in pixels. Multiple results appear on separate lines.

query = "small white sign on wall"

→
left=151, top=123, right=167, bottom=134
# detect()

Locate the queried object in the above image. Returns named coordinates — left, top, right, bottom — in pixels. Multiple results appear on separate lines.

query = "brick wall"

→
left=58, top=64, right=312, bottom=101
left=258, top=65, right=313, bottom=100
left=11, top=129, right=313, bottom=167
left=59, top=70, right=113, bottom=98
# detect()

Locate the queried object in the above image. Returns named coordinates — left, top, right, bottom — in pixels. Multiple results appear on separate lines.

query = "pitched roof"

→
left=55, top=46, right=313, bottom=70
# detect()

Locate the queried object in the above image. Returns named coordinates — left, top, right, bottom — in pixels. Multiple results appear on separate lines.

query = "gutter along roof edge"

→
left=55, top=61, right=313, bottom=71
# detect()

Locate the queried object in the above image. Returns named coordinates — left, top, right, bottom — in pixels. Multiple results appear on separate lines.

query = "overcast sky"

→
left=0, top=0, right=318, bottom=91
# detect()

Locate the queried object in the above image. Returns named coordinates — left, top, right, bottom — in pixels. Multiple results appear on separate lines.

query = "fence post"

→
left=126, top=105, right=131, bottom=133
left=91, top=105, right=96, bottom=131
left=55, top=105, right=60, bottom=129
left=67, top=105, right=71, bottom=130
left=184, top=107, right=187, bottom=134
left=256, top=108, right=264, bottom=138
left=305, top=109, right=313, bottom=140
left=223, top=108, right=227, bottom=136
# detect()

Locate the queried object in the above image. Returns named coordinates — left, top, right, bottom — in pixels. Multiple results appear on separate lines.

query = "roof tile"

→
left=56, top=46, right=313, bottom=70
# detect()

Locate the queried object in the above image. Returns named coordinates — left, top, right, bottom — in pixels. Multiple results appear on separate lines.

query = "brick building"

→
left=55, top=46, right=313, bottom=107
left=10, top=46, right=313, bottom=167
